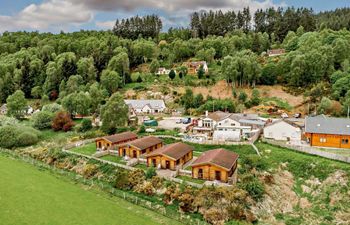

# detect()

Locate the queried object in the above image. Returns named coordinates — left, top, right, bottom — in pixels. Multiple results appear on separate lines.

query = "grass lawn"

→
left=256, top=142, right=350, bottom=180
left=0, top=155, right=181, bottom=225
left=70, top=143, right=96, bottom=156
left=177, top=175, right=205, bottom=184
left=134, top=163, right=148, bottom=170
left=100, top=155, right=127, bottom=164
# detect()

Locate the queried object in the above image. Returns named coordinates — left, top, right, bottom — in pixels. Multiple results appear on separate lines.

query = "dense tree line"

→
left=113, top=15, right=162, bottom=39
left=189, top=7, right=350, bottom=41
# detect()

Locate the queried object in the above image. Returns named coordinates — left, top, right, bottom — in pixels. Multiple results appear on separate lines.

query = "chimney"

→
left=205, top=110, right=208, bottom=117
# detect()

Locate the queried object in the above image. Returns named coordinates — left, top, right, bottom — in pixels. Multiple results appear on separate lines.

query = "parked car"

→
left=182, top=118, right=191, bottom=124
left=281, top=113, right=289, bottom=119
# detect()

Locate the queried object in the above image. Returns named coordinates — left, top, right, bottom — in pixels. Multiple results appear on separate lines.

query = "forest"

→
left=1, top=7, right=350, bottom=120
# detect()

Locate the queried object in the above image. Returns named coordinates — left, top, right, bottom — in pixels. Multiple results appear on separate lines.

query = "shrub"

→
left=80, top=118, right=92, bottom=132
left=17, top=132, right=39, bottom=147
left=138, top=125, right=146, bottom=133
left=81, top=130, right=106, bottom=139
left=52, top=111, right=74, bottom=132
left=114, top=171, right=130, bottom=189
left=238, top=175, right=265, bottom=201
left=0, top=116, right=18, bottom=126
left=0, top=125, right=40, bottom=148
left=0, top=126, right=18, bottom=148
left=128, top=169, right=146, bottom=188
left=145, top=166, right=157, bottom=179
left=42, top=103, right=62, bottom=113
left=32, top=111, right=54, bottom=130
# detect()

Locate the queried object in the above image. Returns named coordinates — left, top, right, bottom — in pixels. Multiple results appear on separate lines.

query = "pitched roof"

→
left=265, top=119, right=301, bottom=129
left=191, top=149, right=239, bottom=171
left=147, top=142, right=194, bottom=160
left=98, top=132, right=137, bottom=144
left=128, top=136, right=163, bottom=150
left=207, top=111, right=231, bottom=121
left=124, top=100, right=166, bottom=110
left=305, top=115, right=350, bottom=135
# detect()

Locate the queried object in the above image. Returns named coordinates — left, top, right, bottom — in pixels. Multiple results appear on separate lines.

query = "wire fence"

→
left=0, top=148, right=208, bottom=225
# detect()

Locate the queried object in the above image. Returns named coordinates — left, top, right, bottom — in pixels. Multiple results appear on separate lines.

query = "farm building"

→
left=146, top=142, right=193, bottom=170
left=305, top=115, right=350, bottom=149
left=124, top=99, right=166, bottom=114
left=120, top=136, right=163, bottom=158
left=95, top=132, right=138, bottom=151
left=264, top=120, right=302, bottom=142
left=191, top=149, right=239, bottom=183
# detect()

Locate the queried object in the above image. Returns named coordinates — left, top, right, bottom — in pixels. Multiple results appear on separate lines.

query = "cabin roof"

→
left=147, top=142, right=194, bottom=160
left=305, top=115, right=350, bottom=135
left=191, top=148, right=239, bottom=171
left=97, top=132, right=137, bottom=144
left=128, top=136, right=163, bottom=150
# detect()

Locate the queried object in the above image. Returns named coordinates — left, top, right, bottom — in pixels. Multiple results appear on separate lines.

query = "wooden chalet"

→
left=95, top=132, right=137, bottom=151
left=191, top=149, right=239, bottom=183
left=120, top=136, right=163, bottom=158
left=146, top=142, right=193, bottom=170
left=305, top=115, right=350, bottom=149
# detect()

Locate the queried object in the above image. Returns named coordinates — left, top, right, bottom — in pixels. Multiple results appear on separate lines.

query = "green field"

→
left=0, top=155, right=181, bottom=225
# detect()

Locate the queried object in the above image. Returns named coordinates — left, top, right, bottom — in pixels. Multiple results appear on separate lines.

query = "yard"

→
left=0, top=154, right=181, bottom=225
left=100, top=155, right=127, bottom=164
left=70, top=143, right=96, bottom=156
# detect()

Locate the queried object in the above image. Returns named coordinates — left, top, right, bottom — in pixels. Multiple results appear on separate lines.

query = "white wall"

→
left=264, top=121, right=301, bottom=141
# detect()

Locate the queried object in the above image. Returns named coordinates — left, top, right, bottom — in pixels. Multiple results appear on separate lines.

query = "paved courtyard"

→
left=158, top=117, right=192, bottom=131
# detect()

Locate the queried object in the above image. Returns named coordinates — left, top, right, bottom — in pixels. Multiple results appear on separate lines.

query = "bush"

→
left=17, top=132, right=39, bottom=147
left=138, top=125, right=146, bottom=133
left=32, top=111, right=54, bottom=130
left=238, top=175, right=265, bottom=201
left=42, top=103, right=62, bottom=113
left=0, top=125, right=40, bottom=148
left=145, top=166, right=157, bottom=179
left=80, top=118, right=92, bottom=132
left=0, top=116, right=18, bottom=126
left=52, top=111, right=74, bottom=132
left=114, top=170, right=130, bottom=189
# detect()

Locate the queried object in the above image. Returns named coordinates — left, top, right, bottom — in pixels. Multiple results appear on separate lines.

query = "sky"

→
left=0, top=0, right=350, bottom=33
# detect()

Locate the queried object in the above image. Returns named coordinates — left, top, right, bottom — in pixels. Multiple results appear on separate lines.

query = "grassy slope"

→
left=0, top=155, right=181, bottom=225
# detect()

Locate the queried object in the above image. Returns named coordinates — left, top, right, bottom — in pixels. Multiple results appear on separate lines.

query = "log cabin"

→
left=305, top=115, right=350, bottom=149
left=191, top=149, right=239, bottom=183
left=95, top=132, right=137, bottom=151
left=119, top=136, right=163, bottom=158
left=146, top=142, right=193, bottom=170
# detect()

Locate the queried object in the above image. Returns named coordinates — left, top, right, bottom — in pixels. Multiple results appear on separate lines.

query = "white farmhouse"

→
left=124, top=100, right=166, bottom=115
left=264, top=120, right=301, bottom=142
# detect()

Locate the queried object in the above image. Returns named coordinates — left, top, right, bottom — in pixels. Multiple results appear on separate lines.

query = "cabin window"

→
left=342, top=139, right=349, bottom=144
left=320, top=138, right=327, bottom=143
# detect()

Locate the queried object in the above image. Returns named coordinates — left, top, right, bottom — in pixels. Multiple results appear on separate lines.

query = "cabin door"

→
left=215, top=171, right=221, bottom=181
left=165, top=160, right=170, bottom=169
left=122, top=149, right=126, bottom=157
left=152, top=159, right=157, bottom=167
left=198, top=169, right=203, bottom=179
left=133, top=150, right=137, bottom=158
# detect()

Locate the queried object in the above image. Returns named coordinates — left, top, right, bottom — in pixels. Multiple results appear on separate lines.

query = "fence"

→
left=263, top=138, right=350, bottom=163
left=0, top=148, right=208, bottom=225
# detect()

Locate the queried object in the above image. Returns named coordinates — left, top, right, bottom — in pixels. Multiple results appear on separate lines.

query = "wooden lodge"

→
left=119, top=136, right=163, bottom=158
left=146, top=142, right=193, bottom=170
left=305, top=115, right=350, bottom=149
left=95, top=132, right=137, bottom=151
left=191, top=149, right=239, bottom=183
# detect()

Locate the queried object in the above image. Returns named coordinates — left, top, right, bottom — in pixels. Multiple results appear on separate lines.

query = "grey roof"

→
left=239, top=119, right=265, bottom=126
left=124, top=100, right=166, bottom=110
left=305, top=115, right=350, bottom=135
